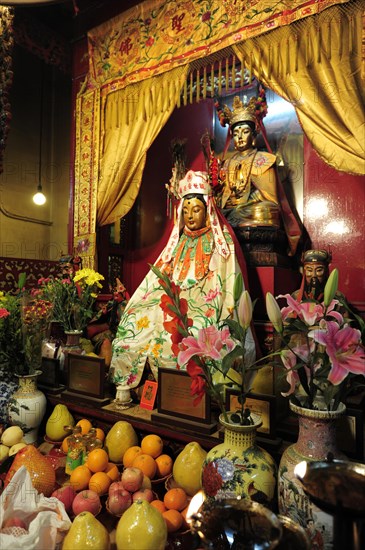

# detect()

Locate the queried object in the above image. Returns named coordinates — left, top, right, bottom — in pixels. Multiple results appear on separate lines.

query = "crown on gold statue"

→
left=223, top=96, right=257, bottom=129
left=215, top=85, right=268, bottom=131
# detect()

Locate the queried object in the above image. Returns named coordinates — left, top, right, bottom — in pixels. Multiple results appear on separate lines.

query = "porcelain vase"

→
left=278, top=399, right=346, bottom=549
left=201, top=412, right=277, bottom=508
left=8, top=371, right=47, bottom=444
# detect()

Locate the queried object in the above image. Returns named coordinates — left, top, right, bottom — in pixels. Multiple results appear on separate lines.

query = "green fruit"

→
left=116, top=500, right=167, bottom=550
left=173, top=441, right=207, bottom=496
left=45, top=404, right=75, bottom=441
left=104, top=421, right=138, bottom=463
left=62, top=511, right=110, bottom=550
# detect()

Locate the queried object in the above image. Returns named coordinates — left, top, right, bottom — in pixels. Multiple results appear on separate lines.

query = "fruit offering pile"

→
left=0, top=404, right=208, bottom=550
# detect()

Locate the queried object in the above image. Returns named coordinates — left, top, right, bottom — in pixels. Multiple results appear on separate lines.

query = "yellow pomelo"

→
left=104, top=421, right=138, bottom=463
left=45, top=404, right=75, bottom=441
left=173, top=441, right=207, bottom=496
left=62, top=511, right=110, bottom=550
left=116, top=500, right=167, bottom=550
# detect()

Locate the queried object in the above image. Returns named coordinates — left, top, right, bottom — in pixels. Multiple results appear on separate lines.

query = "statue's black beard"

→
left=305, top=277, right=325, bottom=300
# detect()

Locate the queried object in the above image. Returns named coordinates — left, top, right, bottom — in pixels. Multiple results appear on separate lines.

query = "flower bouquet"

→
left=151, top=265, right=263, bottom=425
left=0, top=273, right=52, bottom=375
left=38, top=268, right=105, bottom=333
left=266, top=268, right=365, bottom=411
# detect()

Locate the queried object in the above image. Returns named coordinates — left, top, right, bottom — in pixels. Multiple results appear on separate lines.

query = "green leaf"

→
left=221, top=346, right=245, bottom=375
left=18, top=272, right=27, bottom=290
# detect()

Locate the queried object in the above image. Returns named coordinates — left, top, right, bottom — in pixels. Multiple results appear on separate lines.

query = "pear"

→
left=116, top=500, right=167, bottom=550
left=1, top=425, right=24, bottom=447
left=173, top=441, right=207, bottom=496
left=104, top=421, right=138, bottom=463
left=45, top=404, right=75, bottom=441
left=62, top=511, right=110, bottom=550
left=0, top=444, right=9, bottom=464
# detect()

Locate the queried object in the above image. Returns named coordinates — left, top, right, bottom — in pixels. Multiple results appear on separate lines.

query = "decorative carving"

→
left=0, top=257, right=59, bottom=293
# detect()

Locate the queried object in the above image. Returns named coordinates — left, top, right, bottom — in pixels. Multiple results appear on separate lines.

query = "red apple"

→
left=121, top=467, right=144, bottom=492
left=51, top=485, right=77, bottom=514
left=109, top=481, right=126, bottom=495
left=132, top=488, right=154, bottom=503
left=107, top=489, right=132, bottom=516
left=3, top=517, right=27, bottom=530
left=72, top=489, right=101, bottom=516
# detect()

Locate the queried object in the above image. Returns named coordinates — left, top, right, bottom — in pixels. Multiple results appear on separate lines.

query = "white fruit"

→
left=9, top=442, right=27, bottom=456
left=1, top=426, right=24, bottom=447
left=0, top=444, right=9, bottom=463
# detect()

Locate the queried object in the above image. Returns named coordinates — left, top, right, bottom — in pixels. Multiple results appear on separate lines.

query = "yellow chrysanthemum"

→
left=151, top=343, right=162, bottom=357
left=136, top=316, right=150, bottom=330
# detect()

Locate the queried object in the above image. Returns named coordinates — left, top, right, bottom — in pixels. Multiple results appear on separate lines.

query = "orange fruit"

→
left=164, top=488, right=188, bottom=511
left=162, top=509, right=183, bottom=533
left=89, top=471, right=111, bottom=495
left=76, top=418, right=92, bottom=435
left=69, top=464, right=92, bottom=492
left=155, top=454, right=173, bottom=478
left=104, top=462, right=120, bottom=482
left=141, top=434, right=163, bottom=458
left=86, top=448, right=109, bottom=473
left=122, top=445, right=143, bottom=468
left=150, top=500, right=167, bottom=514
left=181, top=504, right=191, bottom=529
left=61, top=436, right=71, bottom=454
left=132, top=454, right=157, bottom=479
left=95, top=427, right=105, bottom=442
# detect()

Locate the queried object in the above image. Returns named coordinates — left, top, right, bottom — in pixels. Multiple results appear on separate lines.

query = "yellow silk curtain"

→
left=232, top=2, right=364, bottom=175
left=97, top=65, right=189, bottom=226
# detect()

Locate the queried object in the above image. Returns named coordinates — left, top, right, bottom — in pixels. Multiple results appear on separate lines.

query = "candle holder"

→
left=189, top=498, right=282, bottom=549
left=295, top=456, right=365, bottom=550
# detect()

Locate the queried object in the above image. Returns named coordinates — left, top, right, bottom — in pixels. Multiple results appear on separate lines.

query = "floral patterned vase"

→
left=8, top=371, right=47, bottom=444
left=201, top=412, right=277, bottom=508
left=278, top=399, right=346, bottom=550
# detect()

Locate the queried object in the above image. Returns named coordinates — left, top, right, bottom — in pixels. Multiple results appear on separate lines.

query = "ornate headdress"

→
left=215, top=85, right=268, bottom=132
left=302, top=249, right=332, bottom=265
left=178, top=170, right=211, bottom=198
left=160, top=170, right=230, bottom=264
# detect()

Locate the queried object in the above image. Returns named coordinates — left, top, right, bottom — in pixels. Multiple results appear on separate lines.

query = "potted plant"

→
left=38, top=267, right=105, bottom=336
left=265, top=268, right=365, bottom=539
left=0, top=273, right=52, bottom=440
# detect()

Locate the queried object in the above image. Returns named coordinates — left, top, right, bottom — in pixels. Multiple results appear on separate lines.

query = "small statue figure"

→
left=293, top=249, right=332, bottom=302
left=209, top=89, right=302, bottom=258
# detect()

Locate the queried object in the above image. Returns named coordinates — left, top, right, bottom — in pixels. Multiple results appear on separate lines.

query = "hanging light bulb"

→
left=33, top=183, right=46, bottom=205
left=33, top=64, right=46, bottom=206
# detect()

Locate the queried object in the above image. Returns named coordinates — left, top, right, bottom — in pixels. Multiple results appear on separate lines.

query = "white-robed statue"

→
left=110, top=170, right=256, bottom=389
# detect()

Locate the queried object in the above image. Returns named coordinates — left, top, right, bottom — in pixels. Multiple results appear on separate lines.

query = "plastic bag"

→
left=0, top=466, right=71, bottom=549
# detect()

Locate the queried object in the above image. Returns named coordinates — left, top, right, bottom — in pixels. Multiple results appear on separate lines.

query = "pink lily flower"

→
left=309, top=321, right=365, bottom=385
left=278, top=293, right=323, bottom=326
left=178, top=325, right=235, bottom=367
left=280, top=344, right=314, bottom=397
